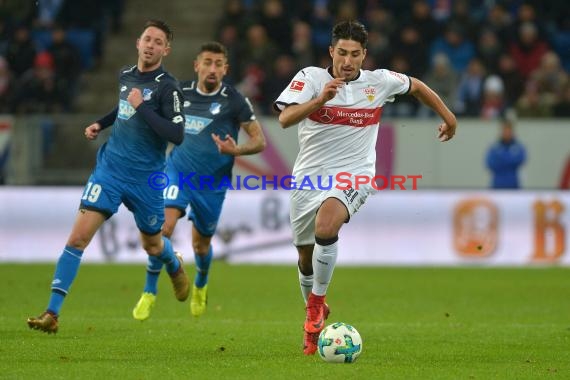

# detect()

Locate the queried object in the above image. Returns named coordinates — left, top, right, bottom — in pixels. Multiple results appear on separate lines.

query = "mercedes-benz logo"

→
left=318, top=107, right=333, bottom=123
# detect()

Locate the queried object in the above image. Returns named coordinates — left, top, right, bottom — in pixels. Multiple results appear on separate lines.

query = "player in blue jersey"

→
left=132, top=41, right=266, bottom=320
left=27, top=20, right=189, bottom=334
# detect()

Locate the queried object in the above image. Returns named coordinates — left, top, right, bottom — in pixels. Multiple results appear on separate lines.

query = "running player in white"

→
left=273, top=20, right=457, bottom=355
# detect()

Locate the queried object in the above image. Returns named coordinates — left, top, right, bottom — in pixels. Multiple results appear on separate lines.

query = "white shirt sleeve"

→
left=273, top=68, right=317, bottom=112
left=375, top=69, right=411, bottom=104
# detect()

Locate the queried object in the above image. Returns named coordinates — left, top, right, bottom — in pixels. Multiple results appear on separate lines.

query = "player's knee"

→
left=142, top=240, right=162, bottom=256
left=66, top=235, right=91, bottom=251
left=314, top=220, right=340, bottom=239
left=192, top=240, right=210, bottom=254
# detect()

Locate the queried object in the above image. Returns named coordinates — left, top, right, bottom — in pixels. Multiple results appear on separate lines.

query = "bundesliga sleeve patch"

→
left=289, top=80, right=305, bottom=92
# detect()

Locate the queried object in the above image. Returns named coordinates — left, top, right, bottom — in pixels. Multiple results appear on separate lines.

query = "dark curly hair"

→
left=142, top=19, right=174, bottom=43
left=199, top=41, right=228, bottom=58
left=331, top=20, right=368, bottom=48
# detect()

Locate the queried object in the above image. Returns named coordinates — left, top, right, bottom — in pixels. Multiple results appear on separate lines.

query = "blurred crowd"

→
left=1, top=0, right=569, bottom=119
left=215, top=0, right=570, bottom=117
left=0, top=0, right=125, bottom=113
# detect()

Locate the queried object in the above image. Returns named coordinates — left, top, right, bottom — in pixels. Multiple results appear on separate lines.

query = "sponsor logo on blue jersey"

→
left=185, top=115, right=213, bottom=134
left=142, top=88, right=153, bottom=101
left=209, top=102, right=221, bottom=115
left=118, top=99, right=136, bottom=120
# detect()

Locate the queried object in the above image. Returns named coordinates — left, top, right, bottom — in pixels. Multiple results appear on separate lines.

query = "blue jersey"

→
left=168, top=81, right=255, bottom=188
left=97, top=65, right=184, bottom=183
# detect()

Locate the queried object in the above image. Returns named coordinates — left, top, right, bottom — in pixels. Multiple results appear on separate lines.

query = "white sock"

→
left=298, top=266, right=313, bottom=303
left=312, top=240, right=338, bottom=296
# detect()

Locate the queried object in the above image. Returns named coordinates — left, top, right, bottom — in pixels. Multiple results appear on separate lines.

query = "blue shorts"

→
left=164, top=166, right=226, bottom=237
left=80, top=167, right=165, bottom=235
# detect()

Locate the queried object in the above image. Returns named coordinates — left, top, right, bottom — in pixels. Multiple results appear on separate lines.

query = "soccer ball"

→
left=317, top=322, right=363, bottom=363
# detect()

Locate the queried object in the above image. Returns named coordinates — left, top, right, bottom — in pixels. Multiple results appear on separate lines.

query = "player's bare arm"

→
left=211, top=120, right=266, bottom=156
left=84, top=123, right=102, bottom=140
left=278, top=78, right=345, bottom=128
left=409, top=77, right=457, bottom=142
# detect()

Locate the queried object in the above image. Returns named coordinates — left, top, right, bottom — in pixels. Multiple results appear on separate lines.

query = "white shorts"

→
left=289, top=184, right=371, bottom=246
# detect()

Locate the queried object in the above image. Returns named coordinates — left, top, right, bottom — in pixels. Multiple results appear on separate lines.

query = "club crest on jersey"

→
left=364, top=86, right=376, bottom=101
left=142, top=88, right=153, bottom=101
left=289, top=80, right=305, bottom=92
left=210, top=102, right=221, bottom=115
left=147, top=215, right=158, bottom=226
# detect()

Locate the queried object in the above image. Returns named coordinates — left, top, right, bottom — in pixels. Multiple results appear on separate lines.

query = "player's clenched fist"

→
left=84, top=123, right=101, bottom=140
left=437, top=122, right=457, bottom=142
left=127, top=88, right=143, bottom=108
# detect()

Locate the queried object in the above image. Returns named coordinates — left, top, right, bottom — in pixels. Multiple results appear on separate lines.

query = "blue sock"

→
left=47, top=246, right=83, bottom=315
left=194, top=246, right=213, bottom=288
left=143, top=255, right=163, bottom=295
left=157, top=236, right=180, bottom=275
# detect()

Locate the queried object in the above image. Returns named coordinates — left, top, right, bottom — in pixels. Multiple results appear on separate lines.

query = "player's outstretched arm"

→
left=278, top=78, right=345, bottom=128
left=409, top=77, right=457, bottom=142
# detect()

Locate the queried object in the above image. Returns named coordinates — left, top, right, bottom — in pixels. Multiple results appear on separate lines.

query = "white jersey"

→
left=274, top=66, right=410, bottom=184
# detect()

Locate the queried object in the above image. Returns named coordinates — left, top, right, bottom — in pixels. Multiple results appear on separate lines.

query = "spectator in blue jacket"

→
left=485, top=119, right=527, bottom=189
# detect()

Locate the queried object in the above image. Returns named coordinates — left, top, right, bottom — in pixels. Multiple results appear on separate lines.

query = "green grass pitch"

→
left=1, top=263, right=568, bottom=379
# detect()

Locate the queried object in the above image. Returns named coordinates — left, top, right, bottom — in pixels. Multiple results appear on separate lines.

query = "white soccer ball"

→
left=317, top=322, right=363, bottom=363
